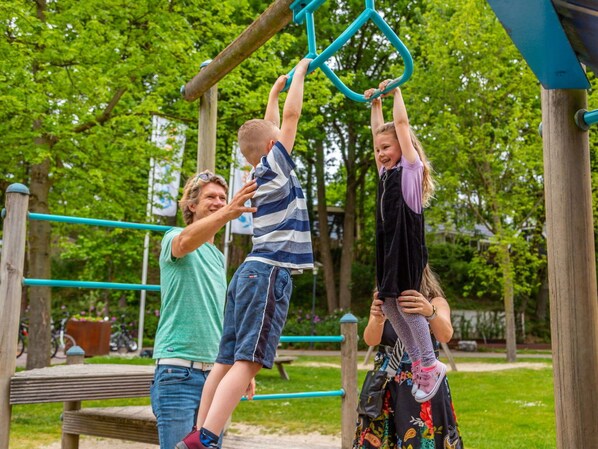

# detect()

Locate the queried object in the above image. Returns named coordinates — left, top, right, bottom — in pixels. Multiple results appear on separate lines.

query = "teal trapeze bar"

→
left=23, top=279, right=161, bottom=291
left=28, top=212, right=172, bottom=232
left=286, top=0, right=413, bottom=102
left=240, top=389, right=345, bottom=401
left=279, top=335, right=344, bottom=343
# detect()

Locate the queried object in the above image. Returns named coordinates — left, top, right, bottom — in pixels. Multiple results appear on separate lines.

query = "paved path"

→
left=40, top=427, right=341, bottom=449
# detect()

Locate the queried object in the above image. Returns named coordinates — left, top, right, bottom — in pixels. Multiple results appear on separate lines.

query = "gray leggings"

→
left=381, top=298, right=436, bottom=366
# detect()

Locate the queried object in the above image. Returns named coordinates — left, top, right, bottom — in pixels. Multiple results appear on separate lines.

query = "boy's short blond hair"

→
left=238, top=119, right=279, bottom=159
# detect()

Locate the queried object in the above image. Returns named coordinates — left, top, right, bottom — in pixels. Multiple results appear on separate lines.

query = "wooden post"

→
left=0, top=184, right=30, bottom=449
left=181, top=0, right=293, bottom=102
left=541, top=87, right=598, bottom=448
left=340, top=313, right=358, bottom=449
left=197, top=61, right=218, bottom=173
left=440, top=342, right=458, bottom=372
left=62, top=346, right=85, bottom=449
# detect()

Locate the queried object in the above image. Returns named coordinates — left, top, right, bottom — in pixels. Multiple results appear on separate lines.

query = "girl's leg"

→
left=381, top=299, right=421, bottom=363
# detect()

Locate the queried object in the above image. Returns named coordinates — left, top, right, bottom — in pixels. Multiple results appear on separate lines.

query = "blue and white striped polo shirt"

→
left=246, top=142, right=314, bottom=270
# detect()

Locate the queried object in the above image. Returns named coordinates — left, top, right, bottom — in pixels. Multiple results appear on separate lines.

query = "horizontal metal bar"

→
left=23, top=279, right=161, bottom=291
left=583, top=109, right=598, bottom=126
left=279, top=335, right=344, bottom=343
left=28, top=212, right=172, bottom=232
left=241, top=389, right=344, bottom=401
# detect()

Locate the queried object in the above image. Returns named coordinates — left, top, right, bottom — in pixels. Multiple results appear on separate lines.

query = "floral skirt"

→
left=354, top=355, right=463, bottom=449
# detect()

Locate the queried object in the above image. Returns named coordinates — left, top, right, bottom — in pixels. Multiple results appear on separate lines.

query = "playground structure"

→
left=2, top=0, right=598, bottom=448
left=0, top=191, right=359, bottom=449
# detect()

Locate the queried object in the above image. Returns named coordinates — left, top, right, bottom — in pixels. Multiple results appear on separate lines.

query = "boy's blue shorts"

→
left=216, top=260, right=293, bottom=369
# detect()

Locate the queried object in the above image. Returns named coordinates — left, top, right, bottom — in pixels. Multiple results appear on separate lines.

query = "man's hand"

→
left=225, top=179, right=257, bottom=219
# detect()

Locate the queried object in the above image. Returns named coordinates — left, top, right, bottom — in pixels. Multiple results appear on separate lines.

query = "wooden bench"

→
left=62, top=405, right=158, bottom=445
left=10, top=364, right=156, bottom=448
left=273, top=356, right=297, bottom=380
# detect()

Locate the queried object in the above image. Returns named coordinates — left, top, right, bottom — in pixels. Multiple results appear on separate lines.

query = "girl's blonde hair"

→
left=420, top=264, right=445, bottom=300
left=178, top=171, right=228, bottom=225
left=375, top=123, right=435, bottom=207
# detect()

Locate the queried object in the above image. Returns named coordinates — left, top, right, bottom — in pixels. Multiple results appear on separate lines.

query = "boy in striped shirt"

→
left=176, top=58, right=313, bottom=449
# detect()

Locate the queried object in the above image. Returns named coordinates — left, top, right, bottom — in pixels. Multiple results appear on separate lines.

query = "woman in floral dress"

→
left=354, top=266, right=463, bottom=449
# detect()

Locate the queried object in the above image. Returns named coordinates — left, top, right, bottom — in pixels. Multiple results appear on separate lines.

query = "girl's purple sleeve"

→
left=400, top=157, right=424, bottom=214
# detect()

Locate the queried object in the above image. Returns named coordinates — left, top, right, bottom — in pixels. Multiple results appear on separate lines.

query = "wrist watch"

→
left=426, top=304, right=437, bottom=321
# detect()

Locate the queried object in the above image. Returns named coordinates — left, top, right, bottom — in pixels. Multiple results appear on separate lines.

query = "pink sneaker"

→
left=175, top=428, right=210, bottom=449
left=411, top=360, right=421, bottom=395
left=414, top=361, right=447, bottom=403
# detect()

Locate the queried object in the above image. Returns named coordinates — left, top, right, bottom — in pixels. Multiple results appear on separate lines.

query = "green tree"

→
left=0, top=0, right=269, bottom=368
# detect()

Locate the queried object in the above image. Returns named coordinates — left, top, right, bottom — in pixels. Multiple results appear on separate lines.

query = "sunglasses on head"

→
left=193, top=171, right=227, bottom=185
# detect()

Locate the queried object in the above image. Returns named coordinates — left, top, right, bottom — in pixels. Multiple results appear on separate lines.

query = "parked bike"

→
left=50, top=314, right=77, bottom=359
left=110, top=316, right=138, bottom=353
left=16, top=321, right=27, bottom=358
left=15, top=315, right=75, bottom=359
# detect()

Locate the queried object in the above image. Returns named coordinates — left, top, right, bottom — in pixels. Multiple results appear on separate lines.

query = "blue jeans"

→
left=150, top=365, right=209, bottom=449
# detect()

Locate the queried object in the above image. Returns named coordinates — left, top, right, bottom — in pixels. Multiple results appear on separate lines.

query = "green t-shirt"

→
left=153, top=228, right=226, bottom=362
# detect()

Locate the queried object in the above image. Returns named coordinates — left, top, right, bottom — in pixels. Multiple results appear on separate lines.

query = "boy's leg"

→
left=202, top=360, right=262, bottom=434
left=196, top=363, right=232, bottom=428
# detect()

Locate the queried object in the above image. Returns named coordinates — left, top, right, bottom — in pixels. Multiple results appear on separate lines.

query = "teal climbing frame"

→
left=286, top=0, right=413, bottom=102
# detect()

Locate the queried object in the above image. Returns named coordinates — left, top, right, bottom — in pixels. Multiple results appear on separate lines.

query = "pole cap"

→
left=66, top=345, right=85, bottom=357
left=7, top=183, right=30, bottom=195
left=340, top=313, right=358, bottom=323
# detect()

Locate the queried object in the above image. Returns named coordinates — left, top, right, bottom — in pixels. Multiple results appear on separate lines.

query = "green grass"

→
left=9, top=355, right=556, bottom=449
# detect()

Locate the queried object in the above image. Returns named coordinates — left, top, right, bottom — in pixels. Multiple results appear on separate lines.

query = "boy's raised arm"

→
left=279, top=58, right=311, bottom=153
left=264, top=75, right=288, bottom=127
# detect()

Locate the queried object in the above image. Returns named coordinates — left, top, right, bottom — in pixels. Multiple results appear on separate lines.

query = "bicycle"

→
left=110, top=316, right=138, bottom=353
left=16, top=321, right=27, bottom=358
left=50, top=314, right=77, bottom=359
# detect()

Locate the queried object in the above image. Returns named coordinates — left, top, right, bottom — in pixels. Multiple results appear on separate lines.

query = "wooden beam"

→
left=541, top=87, right=598, bottom=449
left=182, top=0, right=294, bottom=102
left=0, top=184, right=30, bottom=449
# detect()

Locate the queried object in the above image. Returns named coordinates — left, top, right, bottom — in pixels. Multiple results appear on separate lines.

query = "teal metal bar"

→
left=279, top=335, right=344, bottom=343
left=575, top=108, right=598, bottom=130
left=28, top=212, right=172, bottom=232
left=286, top=0, right=413, bottom=102
left=241, top=389, right=345, bottom=401
left=292, top=0, right=327, bottom=24
left=23, top=279, right=161, bottom=291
